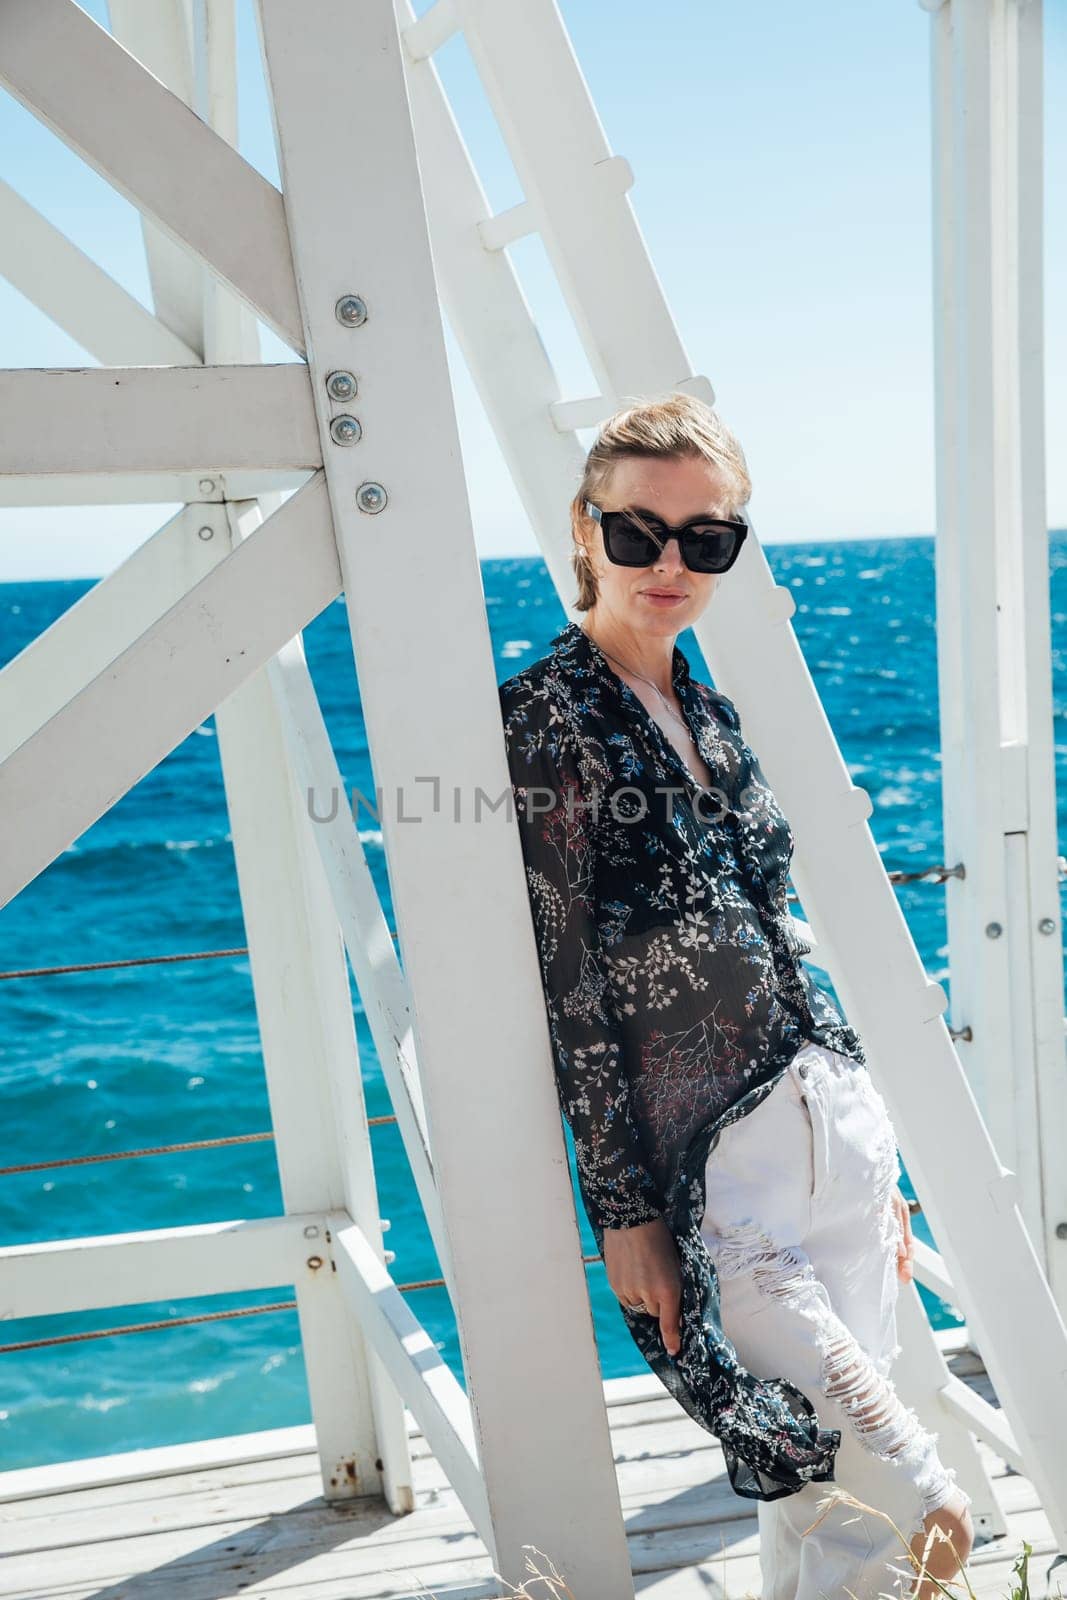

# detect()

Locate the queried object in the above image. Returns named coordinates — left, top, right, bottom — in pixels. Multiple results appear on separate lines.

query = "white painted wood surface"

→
left=270, top=645, right=446, bottom=1274
left=192, top=14, right=411, bottom=1507
left=0, top=1216, right=313, bottom=1318
left=331, top=1213, right=490, bottom=1537
left=926, top=0, right=1067, bottom=1308
left=0, top=365, right=322, bottom=477
left=216, top=516, right=410, bottom=1507
left=107, top=0, right=208, bottom=355
left=255, top=0, right=638, bottom=1591
left=0, top=1357, right=1054, bottom=1600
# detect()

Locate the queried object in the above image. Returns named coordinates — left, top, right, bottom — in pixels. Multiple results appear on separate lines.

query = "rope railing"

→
left=0, top=947, right=254, bottom=981
left=0, top=1114, right=399, bottom=1179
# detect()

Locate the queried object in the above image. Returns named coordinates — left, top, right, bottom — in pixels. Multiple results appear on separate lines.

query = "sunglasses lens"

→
left=682, top=525, right=743, bottom=573
left=603, top=519, right=660, bottom=566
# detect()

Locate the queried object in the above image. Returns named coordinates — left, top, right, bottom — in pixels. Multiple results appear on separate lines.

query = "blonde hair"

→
left=569, top=393, right=752, bottom=612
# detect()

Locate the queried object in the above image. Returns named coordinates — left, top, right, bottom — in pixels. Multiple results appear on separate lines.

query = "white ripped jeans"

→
left=699, top=1040, right=971, bottom=1600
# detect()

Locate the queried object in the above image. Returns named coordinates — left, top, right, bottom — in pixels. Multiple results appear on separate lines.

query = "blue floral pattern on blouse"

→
left=499, top=619, right=865, bottom=1501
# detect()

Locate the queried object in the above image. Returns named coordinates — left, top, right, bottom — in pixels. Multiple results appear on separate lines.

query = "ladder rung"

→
left=402, top=0, right=460, bottom=62
left=477, top=198, right=537, bottom=252
left=478, top=157, right=634, bottom=253
left=549, top=395, right=616, bottom=432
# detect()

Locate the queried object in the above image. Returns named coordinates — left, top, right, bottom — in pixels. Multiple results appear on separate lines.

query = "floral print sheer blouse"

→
left=499, top=619, right=866, bottom=1502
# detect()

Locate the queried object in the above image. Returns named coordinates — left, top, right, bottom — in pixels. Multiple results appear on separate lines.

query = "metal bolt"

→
left=336, top=294, right=368, bottom=327
left=303, top=1224, right=320, bottom=1239
left=306, top=1255, right=324, bottom=1271
left=1038, top=917, right=1057, bottom=935
left=198, top=478, right=216, bottom=495
left=356, top=481, right=387, bottom=514
left=380, top=1218, right=392, bottom=1232
left=1057, top=1222, right=1067, bottom=1240
left=330, top=414, right=362, bottom=446
left=197, top=526, right=214, bottom=542
left=383, top=1249, right=395, bottom=1264
left=948, top=1023, right=973, bottom=1042
left=326, top=370, right=358, bottom=401
left=985, top=921, right=1003, bottom=939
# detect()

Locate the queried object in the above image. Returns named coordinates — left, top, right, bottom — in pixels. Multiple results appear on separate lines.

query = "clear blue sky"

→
left=1, top=0, right=1063, bottom=579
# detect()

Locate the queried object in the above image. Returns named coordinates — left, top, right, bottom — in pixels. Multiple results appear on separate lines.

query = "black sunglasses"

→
left=584, top=500, right=748, bottom=574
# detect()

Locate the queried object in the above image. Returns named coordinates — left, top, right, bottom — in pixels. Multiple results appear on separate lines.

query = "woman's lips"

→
left=641, top=591, right=687, bottom=606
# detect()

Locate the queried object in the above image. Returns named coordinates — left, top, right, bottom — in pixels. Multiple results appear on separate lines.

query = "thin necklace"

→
left=583, top=628, right=692, bottom=737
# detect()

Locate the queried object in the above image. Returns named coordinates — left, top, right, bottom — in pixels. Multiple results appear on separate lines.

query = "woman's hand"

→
left=893, top=1187, right=915, bottom=1283
left=910, top=1485, right=974, bottom=1599
left=603, top=1217, right=683, bottom=1356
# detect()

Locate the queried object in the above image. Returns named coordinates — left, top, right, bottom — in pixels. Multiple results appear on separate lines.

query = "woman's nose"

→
left=652, top=534, right=686, bottom=572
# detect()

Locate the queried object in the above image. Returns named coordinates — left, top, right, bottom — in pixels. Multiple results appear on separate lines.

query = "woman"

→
left=498, top=395, right=974, bottom=1600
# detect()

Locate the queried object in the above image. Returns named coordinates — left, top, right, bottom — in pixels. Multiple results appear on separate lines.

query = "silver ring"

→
left=625, top=1300, right=649, bottom=1313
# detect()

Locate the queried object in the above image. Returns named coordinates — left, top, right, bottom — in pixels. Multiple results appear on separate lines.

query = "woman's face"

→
left=579, top=454, right=738, bottom=638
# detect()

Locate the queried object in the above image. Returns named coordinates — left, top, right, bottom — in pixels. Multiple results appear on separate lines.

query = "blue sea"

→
left=3, top=534, right=1067, bottom=1473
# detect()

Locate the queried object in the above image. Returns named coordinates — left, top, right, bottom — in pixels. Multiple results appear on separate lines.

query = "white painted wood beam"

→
left=0, top=365, right=320, bottom=478
left=0, top=1215, right=315, bottom=1319
left=107, top=0, right=210, bottom=357
left=218, top=524, right=410, bottom=1507
left=256, top=0, right=638, bottom=1586
left=270, top=645, right=441, bottom=1270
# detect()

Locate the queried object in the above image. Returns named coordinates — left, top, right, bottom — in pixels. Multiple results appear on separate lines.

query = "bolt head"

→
left=330, top=414, right=362, bottom=446
left=326, top=370, right=358, bottom=400
left=303, top=1224, right=320, bottom=1239
left=985, top=921, right=1003, bottom=939
left=197, top=526, right=214, bottom=541
left=336, top=294, right=368, bottom=327
left=198, top=478, right=216, bottom=495
left=1038, top=917, right=1057, bottom=935
left=1056, top=1221, right=1067, bottom=1240
left=356, top=481, right=387, bottom=513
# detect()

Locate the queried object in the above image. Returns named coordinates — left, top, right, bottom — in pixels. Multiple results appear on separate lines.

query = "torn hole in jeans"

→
left=712, top=1224, right=966, bottom=1523
left=864, top=1077, right=908, bottom=1267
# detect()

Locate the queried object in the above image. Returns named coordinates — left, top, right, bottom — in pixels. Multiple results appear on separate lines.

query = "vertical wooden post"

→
left=253, top=0, right=641, bottom=1591
left=193, top=1, right=413, bottom=1508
